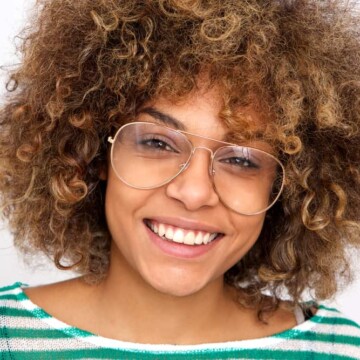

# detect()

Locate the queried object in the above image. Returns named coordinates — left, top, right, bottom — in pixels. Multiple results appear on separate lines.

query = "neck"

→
left=93, top=247, right=238, bottom=344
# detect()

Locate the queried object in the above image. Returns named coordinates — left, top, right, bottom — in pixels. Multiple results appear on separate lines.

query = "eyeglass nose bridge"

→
left=179, top=146, right=216, bottom=177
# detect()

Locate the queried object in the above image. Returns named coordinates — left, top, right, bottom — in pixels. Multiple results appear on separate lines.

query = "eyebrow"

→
left=140, top=107, right=186, bottom=130
left=139, top=106, right=267, bottom=145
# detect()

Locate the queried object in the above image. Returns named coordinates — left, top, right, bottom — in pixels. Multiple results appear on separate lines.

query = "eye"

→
left=215, top=146, right=264, bottom=172
left=220, top=156, right=259, bottom=169
left=138, top=135, right=179, bottom=153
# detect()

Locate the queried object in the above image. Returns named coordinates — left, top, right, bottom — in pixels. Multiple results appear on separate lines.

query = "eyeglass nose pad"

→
left=179, top=162, right=215, bottom=177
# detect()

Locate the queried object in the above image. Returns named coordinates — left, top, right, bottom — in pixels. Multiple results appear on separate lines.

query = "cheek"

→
left=246, top=216, right=265, bottom=240
left=226, top=214, right=266, bottom=260
left=104, top=172, right=144, bottom=239
left=231, top=210, right=265, bottom=237
left=104, top=175, right=150, bottom=270
left=104, top=168, right=163, bottom=255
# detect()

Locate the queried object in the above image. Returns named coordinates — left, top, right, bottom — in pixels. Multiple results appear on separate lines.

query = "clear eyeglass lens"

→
left=111, top=122, right=192, bottom=189
left=111, top=122, right=284, bottom=215
left=212, top=146, right=283, bottom=215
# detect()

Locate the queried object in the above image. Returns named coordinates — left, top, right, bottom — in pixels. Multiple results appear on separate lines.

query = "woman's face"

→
left=105, top=88, right=267, bottom=297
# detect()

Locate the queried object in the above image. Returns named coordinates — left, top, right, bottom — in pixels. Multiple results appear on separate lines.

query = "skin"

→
left=25, top=87, right=297, bottom=345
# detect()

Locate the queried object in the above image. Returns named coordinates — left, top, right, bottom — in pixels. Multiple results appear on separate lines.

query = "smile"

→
left=145, top=219, right=222, bottom=246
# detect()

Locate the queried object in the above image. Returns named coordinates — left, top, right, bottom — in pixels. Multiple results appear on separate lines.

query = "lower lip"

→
left=144, top=222, right=220, bottom=259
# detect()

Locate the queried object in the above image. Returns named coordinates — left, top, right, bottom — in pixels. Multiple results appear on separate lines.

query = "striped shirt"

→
left=1, top=282, right=359, bottom=359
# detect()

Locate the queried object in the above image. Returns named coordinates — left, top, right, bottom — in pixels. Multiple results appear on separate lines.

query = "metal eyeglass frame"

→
left=108, top=121, right=286, bottom=215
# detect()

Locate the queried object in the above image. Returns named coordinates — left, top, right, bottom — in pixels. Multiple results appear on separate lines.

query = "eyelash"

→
left=139, top=136, right=179, bottom=153
left=218, top=156, right=259, bottom=169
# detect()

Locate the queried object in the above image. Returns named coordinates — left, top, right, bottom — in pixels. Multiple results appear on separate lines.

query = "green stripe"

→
left=0, top=282, right=25, bottom=293
left=0, top=306, right=51, bottom=319
left=318, top=304, right=341, bottom=313
left=0, top=293, right=28, bottom=301
left=311, top=315, right=360, bottom=328
left=275, top=330, right=360, bottom=346
left=1, top=348, right=358, bottom=360
left=2, top=327, right=71, bottom=339
left=2, top=327, right=93, bottom=339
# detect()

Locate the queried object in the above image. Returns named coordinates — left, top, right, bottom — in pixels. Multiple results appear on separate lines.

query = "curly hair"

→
left=1, top=0, right=360, bottom=315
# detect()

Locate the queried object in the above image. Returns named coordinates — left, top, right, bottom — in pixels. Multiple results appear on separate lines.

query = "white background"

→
left=1, top=0, right=359, bottom=323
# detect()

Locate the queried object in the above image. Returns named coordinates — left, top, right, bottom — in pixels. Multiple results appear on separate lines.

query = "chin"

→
left=144, top=269, right=212, bottom=298
left=152, top=283, right=206, bottom=298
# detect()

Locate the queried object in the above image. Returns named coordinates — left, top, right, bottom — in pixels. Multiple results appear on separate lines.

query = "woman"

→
left=0, top=0, right=359, bottom=358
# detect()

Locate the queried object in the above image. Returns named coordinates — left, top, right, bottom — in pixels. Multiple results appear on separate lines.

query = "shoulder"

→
left=0, top=279, right=101, bottom=357
left=275, top=304, right=360, bottom=358
left=0, top=282, right=39, bottom=354
left=23, top=277, right=106, bottom=338
left=0, top=281, right=51, bottom=326
left=0, top=278, right=93, bottom=329
left=309, top=304, right=360, bottom=335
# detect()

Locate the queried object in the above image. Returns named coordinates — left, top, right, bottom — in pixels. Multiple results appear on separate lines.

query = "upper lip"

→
left=145, top=216, right=225, bottom=234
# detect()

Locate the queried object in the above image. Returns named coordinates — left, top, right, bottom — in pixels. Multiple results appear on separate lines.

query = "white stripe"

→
left=318, top=309, right=350, bottom=319
left=270, top=339, right=360, bottom=358
left=0, top=286, right=23, bottom=297
left=77, top=333, right=286, bottom=351
left=0, top=337, right=99, bottom=351
left=1, top=315, right=73, bottom=330
left=0, top=298, right=42, bottom=312
left=309, top=322, right=360, bottom=337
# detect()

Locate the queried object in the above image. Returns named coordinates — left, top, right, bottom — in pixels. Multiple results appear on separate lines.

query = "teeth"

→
left=184, top=232, right=195, bottom=245
left=165, top=227, right=174, bottom=240
left=159, top=223, right=166, bottom=237
left=172, top=229, right=184, bottom=243
left=203, top=233, right=210, bottom=244
left=147, top=220, right=219, bottom=246
left=209, top=233, right=218, bottom=242
left=194, top=232, right=203, bottom=245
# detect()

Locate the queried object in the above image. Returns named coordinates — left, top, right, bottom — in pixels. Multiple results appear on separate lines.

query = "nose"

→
left=165, top=147, right=220, bottom=211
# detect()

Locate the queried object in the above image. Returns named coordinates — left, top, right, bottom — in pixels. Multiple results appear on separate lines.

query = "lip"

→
left=145, top=216, right=224, bottom=234
left=144, top=219, right=223, bottom=259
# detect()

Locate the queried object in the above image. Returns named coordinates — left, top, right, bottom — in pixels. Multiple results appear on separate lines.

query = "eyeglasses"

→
left=108, top=122, right=285, bottom=215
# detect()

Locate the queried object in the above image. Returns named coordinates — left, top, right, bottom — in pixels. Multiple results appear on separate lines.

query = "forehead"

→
left=138, top=87, right=268, bottom=143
